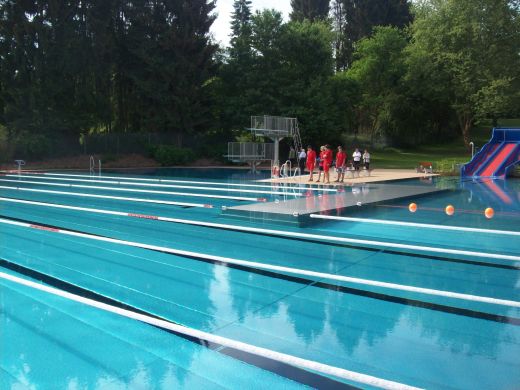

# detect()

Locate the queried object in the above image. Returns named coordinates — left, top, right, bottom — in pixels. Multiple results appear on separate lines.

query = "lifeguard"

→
left=322, top=145, right=333, bottom=184
left=335, top=146, right=346, bottom=182
left=306, top=146, right=316, bottom=182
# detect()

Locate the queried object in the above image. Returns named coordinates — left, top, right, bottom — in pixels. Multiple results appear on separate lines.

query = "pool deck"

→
left=259, top=168, right=438, bottom=185
left=224, top=182, right=444, bottom=225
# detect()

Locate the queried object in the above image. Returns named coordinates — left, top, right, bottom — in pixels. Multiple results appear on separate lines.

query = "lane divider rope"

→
left=38, top=172, right=338, bottom=192
left=0, top=185, right=213, bottom=208
left=309, top=214, right=520, bottom=237
left=0, top=178, right=265, bottom=202
left=0, top=214, right=518, bottom=307
left=6, top=174, right=304, bottom=197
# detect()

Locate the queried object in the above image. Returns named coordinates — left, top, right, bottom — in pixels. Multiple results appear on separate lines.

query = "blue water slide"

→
left=461, top=128, right=520, bottom=179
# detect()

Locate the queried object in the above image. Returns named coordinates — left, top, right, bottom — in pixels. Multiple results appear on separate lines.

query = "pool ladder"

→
left=14, top=159, right=25, bottom=175
left=89, top=155, right=102, bottom=176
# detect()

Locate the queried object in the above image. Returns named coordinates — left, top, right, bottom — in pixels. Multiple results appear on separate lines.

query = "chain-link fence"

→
left=3, top=131, right=194, bottom=162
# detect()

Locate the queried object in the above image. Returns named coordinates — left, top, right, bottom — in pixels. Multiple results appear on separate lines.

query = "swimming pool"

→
left=0, top=169, right=519, bottom=389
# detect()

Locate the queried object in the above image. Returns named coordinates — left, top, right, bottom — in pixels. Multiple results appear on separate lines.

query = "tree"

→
left=290, top=0, right=330, bottom=22
left=231, top=0, right=253, bottom=39
left=410, top=0, right=520, bottom=146
left=347, top=26, right=409, bottom=143
left=333, top=0, right=412, bottom=70
left=217, top=0, right=255, bottom=130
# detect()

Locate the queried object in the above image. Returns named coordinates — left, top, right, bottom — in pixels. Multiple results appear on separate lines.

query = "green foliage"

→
left=409, top=0, right=520, bottom=145
left=435, top=158, right=467, bottom=175
left=13, top=131, right=52, bottom=160
left=153, top=145, right=196, bottom=166
left=333, top=0, right=413, bottom=70
left=0, top=0, right=217, bottom=140
left=0, top=125, right=11, bottom=162
left=290, top=0, right=330, bottom=22
left=347, top=26, right=409, bottom=143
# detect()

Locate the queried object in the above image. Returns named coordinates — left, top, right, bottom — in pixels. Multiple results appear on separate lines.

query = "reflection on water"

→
left=1, top=174, right=519, bottom=389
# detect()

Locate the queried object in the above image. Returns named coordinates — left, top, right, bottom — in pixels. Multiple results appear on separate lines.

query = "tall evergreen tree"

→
left=290, top=0, right=330, bottom=22
left=333, top=0, right=412, bottom=70
left=230, top=0, right=252, bottom=39
left=218, top=0, right=255, bottom=129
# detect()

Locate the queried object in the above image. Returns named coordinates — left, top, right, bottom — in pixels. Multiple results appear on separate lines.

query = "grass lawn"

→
left=372, top=144, right=471, bottom=169
left=372, top=119, right=520, bottom=170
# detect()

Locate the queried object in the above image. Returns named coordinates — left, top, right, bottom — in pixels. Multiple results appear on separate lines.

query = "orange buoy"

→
left=484, top=207, right=494, bottom=219
left=408, top=203, right=417, bottom=213
left=445, top=205, right=455, bottom=216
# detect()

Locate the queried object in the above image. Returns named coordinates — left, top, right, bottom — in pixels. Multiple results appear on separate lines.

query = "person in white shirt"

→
left=363, top=149, right=371, bottom=170
left=352, top=148, right=362, bottom=171
left=298, top=148, right=306, bottom=174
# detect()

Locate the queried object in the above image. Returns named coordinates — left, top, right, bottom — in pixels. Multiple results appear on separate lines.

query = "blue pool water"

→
left=0, top=169, right=519, bottom=389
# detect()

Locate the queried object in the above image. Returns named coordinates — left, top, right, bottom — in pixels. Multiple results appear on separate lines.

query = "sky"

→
left=210, top=0, right=292, bottom=47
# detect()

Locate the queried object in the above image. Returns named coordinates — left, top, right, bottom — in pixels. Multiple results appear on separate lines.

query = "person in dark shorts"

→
left=352, top=148, right=362, bottom=171
left=363, top=149, right=371, bottom=170
left=298, top=147, right=306, bottom=174
left=335, top=146, right=346, bottom=182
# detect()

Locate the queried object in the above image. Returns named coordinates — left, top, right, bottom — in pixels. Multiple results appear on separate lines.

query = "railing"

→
left=14, top=159, right=25, bottom=174
left=226, top=142, right=274, bottom=161
left=280, top=160, right=292, bottom=178
left=89, top=156, right=102, bottom=176
left=89, top=155, right=95, bottom=175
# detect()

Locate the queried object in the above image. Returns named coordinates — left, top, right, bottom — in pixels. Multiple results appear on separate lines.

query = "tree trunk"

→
left=462, top=120, right=471, bottom=149
left=457, top=109, right=473, bottom=149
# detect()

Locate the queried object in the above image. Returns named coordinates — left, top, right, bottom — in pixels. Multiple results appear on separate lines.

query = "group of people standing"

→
left=297, top=145, right=370, bottom=184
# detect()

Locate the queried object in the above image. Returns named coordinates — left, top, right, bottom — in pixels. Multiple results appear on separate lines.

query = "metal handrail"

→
left=281, top=160, right=292, bottom=178
left=89, top=155, right=95, bottom=175
left=14, top=159, right=25, bottom=175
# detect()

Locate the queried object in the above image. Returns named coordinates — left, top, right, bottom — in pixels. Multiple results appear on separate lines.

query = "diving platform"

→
left=223, top=183, right=444, bottom=225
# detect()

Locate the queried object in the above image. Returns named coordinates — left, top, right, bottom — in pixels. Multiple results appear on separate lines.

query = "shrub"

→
left=153, top=145, right=195, bottom=166
left=435, top=158, right=467, bottom=175
left=13, top=131, right=52, bottom=160
left=0, top=125, right=13, bottom=162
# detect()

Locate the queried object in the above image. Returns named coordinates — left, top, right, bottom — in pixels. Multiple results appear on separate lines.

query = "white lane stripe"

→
left=0, top=178, right=262, bottom=202
left=2, top=193, right=519, bottom=263
left=0, top=271, right=419, bottom=390
left=0, top=216, right=518, bottom=308
left=40, top=172, right=338, bottom=192
left=7, top=174, right=304, bottom=197
left=309, top=214, right=520, bottom=237
left=0, top=185, right=212, bottom=208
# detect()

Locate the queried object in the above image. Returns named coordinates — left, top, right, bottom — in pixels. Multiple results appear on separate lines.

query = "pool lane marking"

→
left=0, top=259, right=353, bottom=389
left=2, top=215, right=519, bottom=327
left=0, top=216, right=518, bottom=308
left=375, top=203, right=520, bottom=217
left=0, top=178, right=265, bottom=202
left=0, top=271, right=420, bottom=390
left=2, top=196, right=518, bottom=265
left=6, top=174, right=304, bottom=197
left=309, top=214, right=520, bottom=237
left=0, top=185, right=213, bottom=208
left=34, top=172, right=339, bottom=192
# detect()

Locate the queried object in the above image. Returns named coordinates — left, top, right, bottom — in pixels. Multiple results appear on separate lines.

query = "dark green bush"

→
left=14, top=131, right=52, bottom=160
left=153, top=145, right=195, bottom=166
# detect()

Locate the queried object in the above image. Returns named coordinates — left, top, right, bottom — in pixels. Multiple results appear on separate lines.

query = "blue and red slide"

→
left=461, top=128, right=520, bottom=179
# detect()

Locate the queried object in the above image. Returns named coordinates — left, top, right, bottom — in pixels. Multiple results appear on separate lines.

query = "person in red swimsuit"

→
left=306, top=145, right=316, bottom=182
left=335, top=145, right=346, bottom=182
left=322, top=145, right=333, bottom=184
